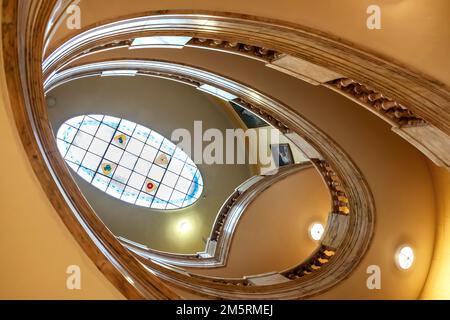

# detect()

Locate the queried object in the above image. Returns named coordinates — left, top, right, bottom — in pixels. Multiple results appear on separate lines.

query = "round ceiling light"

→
left=396, top=246, right=414, bottom=270
left=309, top=223, right=324, bottom=241
left=179, top=221, right=191, bottom=233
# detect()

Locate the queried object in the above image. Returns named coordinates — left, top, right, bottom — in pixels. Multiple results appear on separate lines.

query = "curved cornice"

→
left=42, top=11, right=450, bottom=168
left=42, top=10, right=450, bottom=135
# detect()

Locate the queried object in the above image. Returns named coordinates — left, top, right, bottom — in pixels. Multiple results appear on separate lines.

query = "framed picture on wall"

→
left=270, top=143, right=295, bottom=167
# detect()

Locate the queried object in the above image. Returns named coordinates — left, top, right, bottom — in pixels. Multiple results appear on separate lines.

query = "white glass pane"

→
left=113, top=165, right=131, bottom=184
left=89, top=114, right=104, bottom=121
left=169, top=190, right=186, bottom=207
left=72, top=130, right=93, bottom=149
left=147, top=131, right=164, bottom=149
left=57, top=124, right=77, bottom=143
left=81, top=152, right=102, bottom=171
left=121, top=186, right=139, bottom=204
left=92, top=173, right=111, bottom=191
left=165, top=203, right=178, bottom=209
left=57, top=139, right=71, bottom=157
left=118, top=119, right=136, bottom=136
left=162, top=171, right=178, bottom=188
left=168, top=158, right=184, bottom=175
left=126, top=138, right=144, bottom=156
left=103, top=115, right=121, bottom=128
left=181, top=164, right=196, bottom=180
left=151, top=198, right=167, bottom=209
left=148, top=165, right=165, bottom=182
left=106, top=180, right=125, bottom=199
left=128, top=172, right=146, bottom=190
left=185, top=155, right=196, bottom=168
left=173, top=148, right=188, bottom=162
left=134, top=158, right=151, bottom=176
left=141, top=144, right=158, bottom=162
left=65, top=115, right=84, bottom=129
left=132, top=125, right=151, bottom=142
left=160, top=139, right=176, bottom=155
left=96, top=124, right=116, bottom=142
left=136, top=192, right=153, bottom=207
left=79, top=116, right=100, bottom=135
left=88, top=137, right=108, bottom=156
left=104, top=145, right=124, bottom=163
left=119, top=151, right=138, bottom=169
left=156, top=184, right=173, bottom=201
left=175, top=176, right=191, bottom=194
left=77, top=166, right=95, bottom=183
left=65, top=145, right=86, bottom=165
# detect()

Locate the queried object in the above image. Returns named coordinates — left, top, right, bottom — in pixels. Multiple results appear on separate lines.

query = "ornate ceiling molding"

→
left=42, top=11, right=450, bottom=168
left=42, top=10, right=450, bottom=134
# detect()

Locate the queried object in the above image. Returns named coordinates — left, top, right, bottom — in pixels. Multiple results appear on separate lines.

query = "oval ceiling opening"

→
left=56, top=114, right=203, bottom=210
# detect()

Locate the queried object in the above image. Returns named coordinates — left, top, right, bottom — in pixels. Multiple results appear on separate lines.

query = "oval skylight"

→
left=56, top=115, right=203, bottom=210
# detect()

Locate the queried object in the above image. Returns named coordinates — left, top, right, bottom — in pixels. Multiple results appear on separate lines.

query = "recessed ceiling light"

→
left=309, top=223, right=324, bottom=241
left=130, top=36, right=192, bottom=49
left=396, top=246, right=414, bottom=270
left=101, top=70, right=137, bottom=77
left=197, top=84, right=238, bottom=101
left=179, top=221, right=191, bottom=233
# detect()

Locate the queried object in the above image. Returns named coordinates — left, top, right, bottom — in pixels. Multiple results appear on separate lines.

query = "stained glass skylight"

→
left=56, top=115, right=203, bottom=210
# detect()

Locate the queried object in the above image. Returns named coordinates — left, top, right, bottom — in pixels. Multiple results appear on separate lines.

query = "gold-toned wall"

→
left=52, top=0, right=450, bottom=85
left=0, top=5, right=124, bottom=299
left=420, top=164, right=450, bottom=299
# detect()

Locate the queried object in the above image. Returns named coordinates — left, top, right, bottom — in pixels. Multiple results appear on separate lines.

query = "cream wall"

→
left=51, top=0, right=450, bottom=85
left=0, top=6, right=123, bottom=299
left=420, top=164, right=450, bottom=299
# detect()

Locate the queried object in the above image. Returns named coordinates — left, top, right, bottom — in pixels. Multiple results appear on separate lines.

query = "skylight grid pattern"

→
left=57, top=115, right=203, bottom=210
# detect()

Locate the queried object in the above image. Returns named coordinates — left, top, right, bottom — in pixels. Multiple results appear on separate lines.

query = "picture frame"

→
left=270, top=143, right=295, bottom=167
